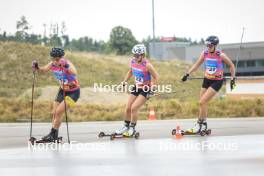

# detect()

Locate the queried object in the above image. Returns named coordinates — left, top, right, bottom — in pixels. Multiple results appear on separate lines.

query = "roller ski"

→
left=98, top=125, right=129, bottom=138
left=172, top=119, right=211, bottom=137
left=99, top=125, right=140, bottom=140
left=29, top=128, right=63, bottom=145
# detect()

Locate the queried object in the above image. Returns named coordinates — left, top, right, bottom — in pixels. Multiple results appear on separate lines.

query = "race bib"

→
left=135, top=76, right=144, bottom=85
left=205, top=59, right=218, bottom=75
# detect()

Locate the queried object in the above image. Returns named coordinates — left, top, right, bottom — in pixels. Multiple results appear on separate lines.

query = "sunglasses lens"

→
left=134, top=54, right=141, bottom=58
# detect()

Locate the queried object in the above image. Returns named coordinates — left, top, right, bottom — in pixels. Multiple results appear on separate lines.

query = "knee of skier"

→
left=126, top=106, right=132, bottom=114
left=199, top=99, right=207, bottom=106
left=131, top=106, right=139, bottom=114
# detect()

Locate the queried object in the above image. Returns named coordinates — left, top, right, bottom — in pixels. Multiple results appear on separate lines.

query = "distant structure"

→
left=149, top=41, right=264, bottom=76
left=225, top=77, right=264, bottom=99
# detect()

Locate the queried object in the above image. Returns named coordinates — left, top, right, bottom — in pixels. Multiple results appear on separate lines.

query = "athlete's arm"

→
left=147, top=63, right=158, bottom=85
left=38, top=62, right=52, bottom=73
left=122, top=70, right=133, bottom=83
left=221, top=53, right=235, bottom=79
left=186, top=53, right=204, bottom=74
left=67, top=61, right=77, bottom=75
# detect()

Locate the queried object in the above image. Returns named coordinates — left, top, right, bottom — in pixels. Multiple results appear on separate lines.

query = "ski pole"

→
left=29, top=71, right=36, bottom=140
left=62, top=76, right=70, bottom=144
left=234, top=27, right=245, bottom=77
left=147, top=90, right=184, bottom=99
left=187, top=75, right=264, bottom=81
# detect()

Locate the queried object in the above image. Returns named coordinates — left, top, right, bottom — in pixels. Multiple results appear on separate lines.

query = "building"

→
left=149, top=41, right=264, bottom=76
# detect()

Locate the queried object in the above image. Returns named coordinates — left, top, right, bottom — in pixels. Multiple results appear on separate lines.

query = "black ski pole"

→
left=148, top=90, right=181, bottom=99
left=29, top=71, right=36, bottom=140
left=62, top=78, right=70, bottom=144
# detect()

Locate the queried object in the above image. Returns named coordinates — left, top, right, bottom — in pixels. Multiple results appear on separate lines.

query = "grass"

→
left=1, top=97, right=264, bottom=122
left=0, top=41, right=202, bottom=99
left=0, top=41, right=262, bottom=122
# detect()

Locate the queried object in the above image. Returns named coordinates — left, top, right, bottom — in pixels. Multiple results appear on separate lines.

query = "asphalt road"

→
left=0, top=118, right=264, bottom=176
left=0, top=118, right=264, bottom=149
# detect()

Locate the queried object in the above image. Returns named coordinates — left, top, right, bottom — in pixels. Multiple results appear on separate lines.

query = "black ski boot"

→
left=37, top=128, right=59, bottom=143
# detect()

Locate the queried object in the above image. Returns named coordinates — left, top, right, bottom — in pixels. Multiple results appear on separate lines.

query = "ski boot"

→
left=184, top=119, right=211, bottom=136
left=111, top=123, right=140, bottom=140
left=123, top=126, right=136, bottom=137
left=36, top=128, right=62, bottom=143
left=115, top=126, right=129, bottom=135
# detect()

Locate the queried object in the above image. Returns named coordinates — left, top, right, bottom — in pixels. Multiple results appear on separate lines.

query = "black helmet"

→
left=205, top=36, right=219, bottom=45
left=50, top=47, right=65, bottom=58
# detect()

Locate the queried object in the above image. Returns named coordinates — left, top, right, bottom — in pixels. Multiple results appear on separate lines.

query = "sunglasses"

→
left=134, top=54, right=142, bottom=58
left=51, top=57, right=60, bottom=61
left=206, top=44, right=215, bottom=48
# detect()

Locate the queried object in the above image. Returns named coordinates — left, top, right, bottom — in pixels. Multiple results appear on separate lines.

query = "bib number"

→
left=206, top=66, right=217, bottom=74
left=135, top=76, right=144, bottom=85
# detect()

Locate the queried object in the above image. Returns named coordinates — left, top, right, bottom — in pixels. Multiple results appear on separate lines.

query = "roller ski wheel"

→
left=98, top=132, right=105, bottom=138
left=29, top=137, right=37, bottom=145
left=172, top=129, right=176, bottom=135
left=134, top=132, right=140, bottom=139
left=98, top=132, right=114, bottom=138
left=205, top=129, right=212, bottom=135
left=200, top=130, right=206, bottom=136
left=199, top=129, right=212, bottom=136
left=110, top=134, right=115, bottom=140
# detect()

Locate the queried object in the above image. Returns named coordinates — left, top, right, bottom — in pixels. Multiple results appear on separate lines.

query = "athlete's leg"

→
left=53, top=101, right=69, bottom=129
left=125, top=94, right=138, bottom=121
left=123, top=95, right=147, bottom=136
left=52, top=101, right=60, bottom=125
left=186, top=88, right=216, bottom=133
left=115, top=94, right=137, bottom=134
left=199, top=87, right=218, bottom=120
left=130, top=95, right=147, bottom=123
left=199, top=88, right=208, bottom=119
left=40, top=101, right=64, bottom=142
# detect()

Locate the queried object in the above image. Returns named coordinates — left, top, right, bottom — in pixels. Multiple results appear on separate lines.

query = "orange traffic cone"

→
left=148, top=107, right=156, bottom=120
left=175, top=125, right=183, bottom=139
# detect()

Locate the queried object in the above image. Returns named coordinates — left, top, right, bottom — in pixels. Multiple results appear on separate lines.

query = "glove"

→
left=32, top=60, right=39, bottom=71
left=58, top=59, right=69, bottom=69
left=181, top=73, right=189, bottom=82
left=230, top=78, right=236, bottom=91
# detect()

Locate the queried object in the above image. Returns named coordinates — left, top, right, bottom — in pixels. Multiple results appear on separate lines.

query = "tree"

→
left=26, top=34, right=42, bottom=44
left=16, top=16, right=30, bottom=41
left=109, top=26, right=137, bottom=55
left=49, top=34, right=62, bottom=47
left=61, top=35, right=70, bottom=47
left=199, top=38, right=205, bottom=44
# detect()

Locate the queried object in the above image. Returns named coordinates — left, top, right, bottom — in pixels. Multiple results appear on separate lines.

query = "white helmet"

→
left=132, top=44, right=146, bottom=55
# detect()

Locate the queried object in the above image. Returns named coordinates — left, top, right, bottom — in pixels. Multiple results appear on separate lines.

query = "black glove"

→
left=32, top=60, right=39, bottom=71
left=230, top=78, right=236, bottom=91
left=181, top=73, right=189, bottom=82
